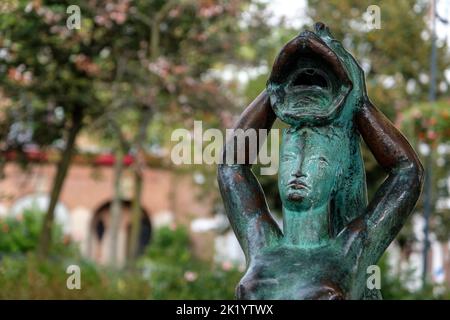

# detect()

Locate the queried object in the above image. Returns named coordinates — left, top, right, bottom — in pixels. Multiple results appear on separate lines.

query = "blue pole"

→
left=422, top=0, right=437, bottom=288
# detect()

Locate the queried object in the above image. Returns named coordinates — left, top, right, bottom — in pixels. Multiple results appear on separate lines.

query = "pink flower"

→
left=199, top=4, right=224, bottom=18
left=73, top=54, right=100, bottom=76
left=95, top=15, right=106, bottom=25
left=427, top=130, right=438, bottom=140
left=169, top=8, right=181, bottom=18
left=7, top=67, right=32, bottom=85
left=184, top=271, right=198, bottom=282
left=221, top=261, right=233, bottom=271
left=111, top=12, right=127, bottom=24
left=412, top=109, right=422, bottom=119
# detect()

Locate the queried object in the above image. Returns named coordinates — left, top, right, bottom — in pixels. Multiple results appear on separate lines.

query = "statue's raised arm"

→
left=342, top=100, right=424, bottom=267
left=217, top=91, right=282, bottom=263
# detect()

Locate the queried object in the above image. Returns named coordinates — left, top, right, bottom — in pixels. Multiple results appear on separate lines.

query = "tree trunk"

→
left=109, top=147, right=124, bottom=266
left=37, top=109, right=83, bottom=258
left=128, top=162, right=143, bottom=262
left=127, top=108, right=152, bottom=264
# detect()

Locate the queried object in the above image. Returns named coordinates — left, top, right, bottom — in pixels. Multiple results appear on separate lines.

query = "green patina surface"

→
left=248, top=25, right=376, bottom=300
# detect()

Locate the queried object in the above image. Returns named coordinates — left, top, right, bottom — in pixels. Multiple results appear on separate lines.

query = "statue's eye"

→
left=319, top=157, right=329, bottom=165
left=282, top=153, right=296, bottom=161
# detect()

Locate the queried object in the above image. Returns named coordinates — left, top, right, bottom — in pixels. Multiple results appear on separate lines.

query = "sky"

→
left=267, top=0, right=450, bottom=84
left=267, top=0, right=450, bottom=43
left=266, top=0, right=307, bottom=28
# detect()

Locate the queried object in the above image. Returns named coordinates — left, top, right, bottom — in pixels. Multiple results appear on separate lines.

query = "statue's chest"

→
left=237, top=246, right=354, bottom=300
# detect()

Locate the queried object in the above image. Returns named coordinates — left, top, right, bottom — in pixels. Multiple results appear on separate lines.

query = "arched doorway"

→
left=89, top=200, right=151, bottom=266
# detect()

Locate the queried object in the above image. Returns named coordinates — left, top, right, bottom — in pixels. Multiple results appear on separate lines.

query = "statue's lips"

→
left=288, top=179, right=310, bottom=190
left=268, top=30, right=352, bottom=88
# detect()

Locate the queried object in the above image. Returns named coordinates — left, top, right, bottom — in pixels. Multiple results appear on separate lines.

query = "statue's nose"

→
left=293, top=171, right=306, bottom=179
left=293, top=157, right=306, bottom=178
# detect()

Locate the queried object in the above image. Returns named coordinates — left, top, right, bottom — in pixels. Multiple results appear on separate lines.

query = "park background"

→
left=0, top=0, right=450, bottom=299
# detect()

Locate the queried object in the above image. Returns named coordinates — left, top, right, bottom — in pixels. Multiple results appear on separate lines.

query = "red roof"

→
left=4, top=150, right=135, bottom=167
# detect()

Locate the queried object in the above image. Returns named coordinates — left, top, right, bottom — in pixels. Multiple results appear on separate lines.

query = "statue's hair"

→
left=329, top=130, right=367, bottom=237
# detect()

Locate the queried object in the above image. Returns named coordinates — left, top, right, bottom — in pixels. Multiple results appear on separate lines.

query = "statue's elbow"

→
left=217, top=163, right=248, bottom=191
left=406, top=157, right=424, bottom=194
left=217, top=164, right=226, bottom=185
left=217, top=164, right=234, bottom=189
left=416, top=159, right=425, bottom=190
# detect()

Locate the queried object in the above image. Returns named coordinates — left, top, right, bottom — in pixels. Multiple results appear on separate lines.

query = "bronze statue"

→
left=217, top=23, right=424, bottom=300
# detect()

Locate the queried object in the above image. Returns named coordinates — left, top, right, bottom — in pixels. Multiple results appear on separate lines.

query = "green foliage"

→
left=146, top=225, right=192, bottom=265
left=399, top=100, right=450, bottom=243
left=379, top=253, right=450, bottom=300
left=0, top=0, right=105, bottom=136
left=0, top=254, right=151, bottom=299
left=140, top=225, right=242, bottom=299
left=0, top=0, right=274, bottom=259
left=400, top=100, right=450, bottom=145
left=0, top=225, right=242, bottom=299
left=2, top=223, right=450, bottom=299
left=0, top=209, right=70, bottom=255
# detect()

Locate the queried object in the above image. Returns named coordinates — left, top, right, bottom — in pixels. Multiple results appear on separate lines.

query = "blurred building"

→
left=0, top=146, right=218, bottom=266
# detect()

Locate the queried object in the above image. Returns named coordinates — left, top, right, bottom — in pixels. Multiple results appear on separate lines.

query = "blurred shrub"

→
left=0, top=224, right=242, bottom=299
left=139, top=225, right=242, bottom=299
left=0, top=254, right=150, bottom=299
left=0, top=209, right=73, bottom=256
left=0, top=209, right=151, bottom=299
left=3, top=220, right=448, bottom=299
left=379, top=254, right=450, bottom=300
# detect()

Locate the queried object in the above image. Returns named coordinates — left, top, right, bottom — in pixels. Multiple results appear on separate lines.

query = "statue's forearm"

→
left=356, top=101, right=423, bottom=174
left=218, top=164, right=282, bottom=261
left=362, top=165, right=421, bottom=264
left=354, top=101, right=424, bottom=264
left=217, top=90, right=281, bottom=260
left=221, top=90, right=276, bottom=165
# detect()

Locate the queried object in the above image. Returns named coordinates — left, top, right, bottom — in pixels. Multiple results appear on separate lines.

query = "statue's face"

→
left=278, top=128, right=341, bottom=211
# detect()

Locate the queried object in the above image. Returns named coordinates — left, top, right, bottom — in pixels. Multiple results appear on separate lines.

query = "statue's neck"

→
left=282, top=204, right=331, bottom=248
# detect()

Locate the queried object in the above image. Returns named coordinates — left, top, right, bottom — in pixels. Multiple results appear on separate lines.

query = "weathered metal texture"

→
left=217, top=22, right=424, bottom=300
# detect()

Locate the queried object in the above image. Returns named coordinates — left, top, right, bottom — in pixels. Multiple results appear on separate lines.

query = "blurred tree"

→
left=87, top=0, right=275, bottom=264
left=0, top=0, right=112, bottom=257
left=0, top=0, right=273, bottom=261
left=400, top=100, right=450, bottom=244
